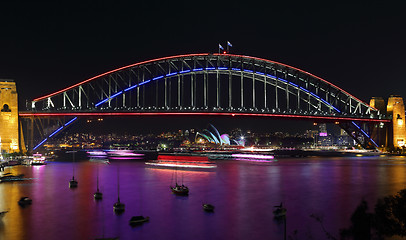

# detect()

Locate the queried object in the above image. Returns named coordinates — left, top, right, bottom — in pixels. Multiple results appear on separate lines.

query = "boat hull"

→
left=129, top=216, right=149, bottom=225
left=203, top=204, right=215, bottom=212
left=69, top=180, right=78, bottom=188
left=273, top=208, right=287, bottom=217
left=171, top=186, right=189, bottom=195
left=18, top=197, right=32, bottom=206
left=113, top=202, right=125, bottom=212
left=94, top=191, right=103, bottom=200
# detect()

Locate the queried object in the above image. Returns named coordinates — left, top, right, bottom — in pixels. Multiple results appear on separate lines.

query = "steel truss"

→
left=30, top=53, right=383, bottom=120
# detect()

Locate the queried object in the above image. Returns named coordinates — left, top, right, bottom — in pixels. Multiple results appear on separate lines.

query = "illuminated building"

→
left=0, top=80, right=19, bottom=153
left=195, top=124, right=244, bottom=146
left=318, top=123, right=327, bottom=137
left=387, top=95, right=406, bottom=148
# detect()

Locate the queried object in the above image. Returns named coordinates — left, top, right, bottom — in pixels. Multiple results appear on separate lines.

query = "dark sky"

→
left=1, top=1, right=405, bottom=133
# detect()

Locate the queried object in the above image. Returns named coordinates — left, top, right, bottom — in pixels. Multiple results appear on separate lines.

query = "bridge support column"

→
left=369, top=97, right=388, bottom=150
left=21, top=117, right=34, bottom=153
left=387, top=95, right=406, bottom=150
left=0, top=80, right=20, bottom=153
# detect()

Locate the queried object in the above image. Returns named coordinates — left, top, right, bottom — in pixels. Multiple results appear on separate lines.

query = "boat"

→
left=129, top=216, right=149, bottom=225
left=273, top=202, right=287, bottom=217
left=0, top=210, right=8, bottom=219
left=4, top=160, right=19, bottom=166
left=203, top=203, right=215, bottom=212
left=69, top=176, right=78, bottom=188
left=231, top=153, right=275, bottom=162
left=0, top=173, right=24, bottom=182
left=146, top=154, right=216, bottom=169
left=106, top=148, right=144, bottom=158
left=113, top=200, right=125, bottom=212
left=170, top=167, right=189, bottom=195
left=89, top=158, right=110, bottom=164
left=94, top=166, right=103, bottom=200
left=113, top=167, right=125, bottom=213
left=18, top=197, right=32, bottom=206
left=68, top=151, right=78, bottom=188
left=31, top=153, right=47, bottom=165
left=171, top=183, right=189, bottom=195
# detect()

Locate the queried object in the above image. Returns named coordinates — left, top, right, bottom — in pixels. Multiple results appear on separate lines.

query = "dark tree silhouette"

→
left=374, top=189, right=406, bottom=237
left=340, top=200, right=372, bottom=240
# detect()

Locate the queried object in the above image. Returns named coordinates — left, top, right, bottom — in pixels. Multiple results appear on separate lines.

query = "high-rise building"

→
left=318, top=123, right=327, bottom=136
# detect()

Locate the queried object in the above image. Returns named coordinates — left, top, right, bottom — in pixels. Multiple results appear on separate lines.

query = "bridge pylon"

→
left=369, top=97, right=388, bottom=150
left=387, top=95, right=406, bottom=149
left=0, top=80, right=21, bottom=153
left=370, top=95, right=406, bottom=151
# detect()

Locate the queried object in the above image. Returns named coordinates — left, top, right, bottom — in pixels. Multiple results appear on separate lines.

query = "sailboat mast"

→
left=117, top=166, right=120, bottom=202
left=72, top=151, right=75, bottom=179
left=175, top=167, right=178, bottom=185
left=96, top=165, right=99, bottom=191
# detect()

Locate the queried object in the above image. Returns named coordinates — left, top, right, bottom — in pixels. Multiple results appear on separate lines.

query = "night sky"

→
left=1, top=1, right=405, bottom=133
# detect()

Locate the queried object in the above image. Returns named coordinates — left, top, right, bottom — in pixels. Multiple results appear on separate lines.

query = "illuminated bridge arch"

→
left=31, top=53, right=381, bottom=119
left=25, top=53, right=391, bottom=150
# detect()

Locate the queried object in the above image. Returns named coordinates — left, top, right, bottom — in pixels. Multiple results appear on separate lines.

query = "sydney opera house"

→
left=195, top=124, right=245, bottom=147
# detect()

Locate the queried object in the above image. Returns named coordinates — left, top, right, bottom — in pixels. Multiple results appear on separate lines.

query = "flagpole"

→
left=227, top=41, right=232, bottom=54
left=219, top=44, right=224, bottom=54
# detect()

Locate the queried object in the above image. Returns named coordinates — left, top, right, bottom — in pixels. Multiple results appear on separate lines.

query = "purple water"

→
left=0, top=156, right=405, bottom=240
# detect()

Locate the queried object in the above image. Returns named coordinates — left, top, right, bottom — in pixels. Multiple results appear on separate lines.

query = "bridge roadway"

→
left=19, top=111, right=390, bottom=122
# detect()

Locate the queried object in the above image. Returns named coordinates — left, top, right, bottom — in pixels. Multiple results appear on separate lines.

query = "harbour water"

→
left=1, top=155, right=406, bottom=240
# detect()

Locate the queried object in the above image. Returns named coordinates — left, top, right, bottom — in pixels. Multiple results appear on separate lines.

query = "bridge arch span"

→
left=31, top=53, right=379, bottom=119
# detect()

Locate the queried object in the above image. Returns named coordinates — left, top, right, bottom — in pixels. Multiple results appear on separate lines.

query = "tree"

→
left=374, top=189, right=406, bottom=238
left=340, top=200, right=372, bottom=240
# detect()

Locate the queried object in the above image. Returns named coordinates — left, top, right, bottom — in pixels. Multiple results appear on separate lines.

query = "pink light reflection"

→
left=232, top=154, right=274, bottom=159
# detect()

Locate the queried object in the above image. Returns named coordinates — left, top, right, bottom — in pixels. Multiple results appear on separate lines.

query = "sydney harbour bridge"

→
left=17, top=53, right=393, bottom=152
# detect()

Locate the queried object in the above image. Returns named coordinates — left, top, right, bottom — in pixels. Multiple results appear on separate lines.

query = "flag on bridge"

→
left=227, top=41, right=232, bottom=53
left=219, top=44, right=224, bottom=54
